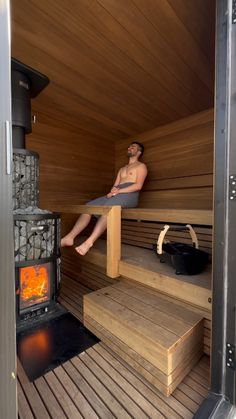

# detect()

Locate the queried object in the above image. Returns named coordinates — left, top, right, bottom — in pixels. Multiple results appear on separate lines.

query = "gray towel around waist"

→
left=86, top=182, right=139, bottom=208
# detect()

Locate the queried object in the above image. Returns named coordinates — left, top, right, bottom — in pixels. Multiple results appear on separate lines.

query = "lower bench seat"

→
left=84, top=280, right=204, bottom=396
left=121, top=208, right=213, bottom=225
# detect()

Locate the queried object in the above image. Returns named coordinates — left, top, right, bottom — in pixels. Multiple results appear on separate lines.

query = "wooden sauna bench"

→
left=84, top=280, right=205, bottom=397
left=121, top=208, right=213, bottom=257
left=64, top=208, right=212, bottom=396
left=80, top=238, right=212, bottom=314
left=121, top=208, right=213, bottom=225
left=119, top=208, right=213, bottom=312
left=82, top=250, right=211, bottom=396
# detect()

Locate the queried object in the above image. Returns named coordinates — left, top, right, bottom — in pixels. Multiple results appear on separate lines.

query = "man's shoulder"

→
left=137, top=161, right=147, bottom=170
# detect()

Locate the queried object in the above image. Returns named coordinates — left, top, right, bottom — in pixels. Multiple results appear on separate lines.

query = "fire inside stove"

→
left=19, top=263, right=51, bottom=311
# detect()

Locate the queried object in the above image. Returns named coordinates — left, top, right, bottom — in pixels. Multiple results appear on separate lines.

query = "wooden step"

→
left=77, top=238, right=212, bottom=313
left=84, top=281, right=204, bottom=396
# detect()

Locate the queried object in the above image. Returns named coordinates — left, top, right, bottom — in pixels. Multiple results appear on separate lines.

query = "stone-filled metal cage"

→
left=14, top=213, right=60, bottom=264
left=13, top=148, right=39, bottom=210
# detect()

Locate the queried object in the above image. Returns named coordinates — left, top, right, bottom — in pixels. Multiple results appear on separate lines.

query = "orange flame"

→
left=20, top=265, right=50, bottom=304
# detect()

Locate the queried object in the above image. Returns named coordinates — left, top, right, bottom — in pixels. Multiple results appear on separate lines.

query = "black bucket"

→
left=159, top=242, right=209, bottom=275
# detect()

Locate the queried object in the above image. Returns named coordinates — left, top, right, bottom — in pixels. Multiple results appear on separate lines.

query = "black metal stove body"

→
left=14, top=212, right=60, bottom=325
left=11, top=59, right=61, bottom=329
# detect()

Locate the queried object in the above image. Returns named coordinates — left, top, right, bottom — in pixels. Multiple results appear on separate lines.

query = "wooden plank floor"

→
left=18, top=273, right=210, bottom=419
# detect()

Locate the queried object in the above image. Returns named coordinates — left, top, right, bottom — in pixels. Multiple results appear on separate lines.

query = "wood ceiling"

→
left=11, top=0, right=215, bottom=142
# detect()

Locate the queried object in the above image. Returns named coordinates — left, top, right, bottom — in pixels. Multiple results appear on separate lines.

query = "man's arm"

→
left=112, top=169, right=121, bottom=188
left=106, top=169, right=121, bottom=197
left=115, top=164, right=148, bottom=194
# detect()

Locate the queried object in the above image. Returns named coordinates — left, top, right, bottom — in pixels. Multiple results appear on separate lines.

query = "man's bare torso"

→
left=119, top=161, right=145, bottom=184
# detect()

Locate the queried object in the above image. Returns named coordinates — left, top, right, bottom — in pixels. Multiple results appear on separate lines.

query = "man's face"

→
left=127, top=143, right=140, bottom=158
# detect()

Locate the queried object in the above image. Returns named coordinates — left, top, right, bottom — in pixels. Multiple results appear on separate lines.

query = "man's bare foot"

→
left=75, top=239, right=93, bottom=256
left=61, top=235, right=74, bottom=247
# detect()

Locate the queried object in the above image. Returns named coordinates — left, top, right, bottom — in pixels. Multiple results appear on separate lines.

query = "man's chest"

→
left=120, top=165, right=137, bottom=179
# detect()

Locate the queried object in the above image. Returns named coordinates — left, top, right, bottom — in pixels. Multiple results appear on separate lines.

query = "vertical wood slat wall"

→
left=26, top=103, right=115, bottom=211
left=115, top=109, right=214, bottom=210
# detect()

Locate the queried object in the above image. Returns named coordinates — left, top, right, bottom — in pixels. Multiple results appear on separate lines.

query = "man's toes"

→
left=75, top=241, right=93, bottom=256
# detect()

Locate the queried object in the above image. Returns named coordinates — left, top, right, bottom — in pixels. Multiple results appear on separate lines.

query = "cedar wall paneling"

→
left=116, top=109, right=214, bottom=210
left=12, top=0, right=215, bottom=138
left=26, top=103, right=115, bottom=212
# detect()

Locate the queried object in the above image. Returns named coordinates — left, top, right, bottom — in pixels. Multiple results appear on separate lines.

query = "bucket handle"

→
left=157, top=224, right=199, bottom=255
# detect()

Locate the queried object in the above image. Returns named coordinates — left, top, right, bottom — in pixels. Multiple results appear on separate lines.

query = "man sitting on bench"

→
left=61, top=141, right=148, bottom=255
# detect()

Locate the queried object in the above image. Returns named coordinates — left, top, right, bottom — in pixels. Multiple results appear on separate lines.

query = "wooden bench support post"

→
left=57, top=204, right=121, bottom=279
left=106, top=206, right=121, bottom=278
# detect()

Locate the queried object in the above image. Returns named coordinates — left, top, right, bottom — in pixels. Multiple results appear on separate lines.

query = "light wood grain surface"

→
left=116, top=109, right=214, bottom=209
left=12, top=0, right=215, bottom=140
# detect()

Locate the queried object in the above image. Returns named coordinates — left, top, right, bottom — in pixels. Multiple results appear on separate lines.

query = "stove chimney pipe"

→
left=11, top=58, right=49, bottom=148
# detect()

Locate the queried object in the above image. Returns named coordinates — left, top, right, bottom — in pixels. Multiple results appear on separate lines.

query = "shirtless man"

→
left=61, top=142, right=147, bottom=255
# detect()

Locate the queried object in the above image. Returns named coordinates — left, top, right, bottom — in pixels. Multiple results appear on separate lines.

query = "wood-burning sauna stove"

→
left=14, top=212, right=60, bottom=325
left=12, top=59, right=61, bottom=329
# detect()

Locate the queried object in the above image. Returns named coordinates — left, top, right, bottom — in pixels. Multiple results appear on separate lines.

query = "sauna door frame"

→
left=195, top=0, right=236, bottom=417
left=0, top=0, right=17, bottom=417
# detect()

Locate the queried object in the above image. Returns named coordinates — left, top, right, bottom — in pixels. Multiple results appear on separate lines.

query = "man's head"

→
left=127, top=141, right=144, bottom=159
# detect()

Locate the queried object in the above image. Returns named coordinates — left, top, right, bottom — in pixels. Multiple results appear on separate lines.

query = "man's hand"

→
left=107, top=186, right=119, bottom=198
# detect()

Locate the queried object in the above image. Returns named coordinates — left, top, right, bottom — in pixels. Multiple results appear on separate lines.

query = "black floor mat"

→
left=17, top=312, right=99, bottom=381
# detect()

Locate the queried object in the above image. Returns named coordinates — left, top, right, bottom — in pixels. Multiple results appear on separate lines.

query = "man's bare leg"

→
left=75, top=215, right=107, bottom=255
left=61, top=213, right=91, bottom=247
